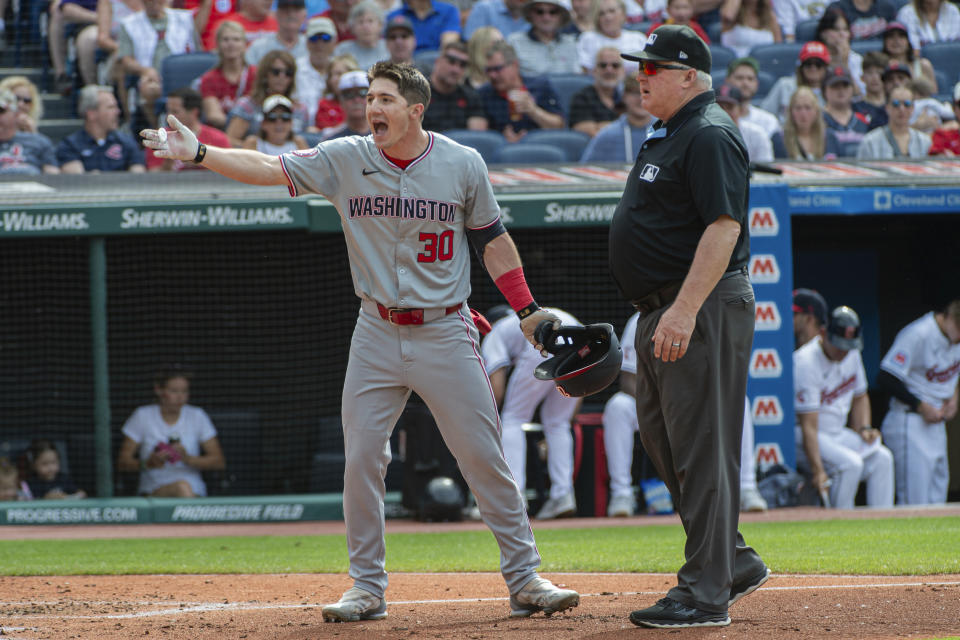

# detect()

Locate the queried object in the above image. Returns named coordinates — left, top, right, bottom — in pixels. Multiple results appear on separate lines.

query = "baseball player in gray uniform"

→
left=481, top=307, right=581, bottom=519
left=142, top=61, right=579, bottom=623
left=878, top=300, right=960, bottom=505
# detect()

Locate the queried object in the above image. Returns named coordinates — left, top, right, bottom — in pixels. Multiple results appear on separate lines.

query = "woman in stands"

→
left=762, top=40, right=830, bottom=122
left=720, top=0, right=781, bottom=58
left=0, top=76, right=43, bottom=134
left=200, top=20, right=257, bottom=130
left=224, top=50, right=309, bottom=148
left=577, top=0, right=646, bottom=73
left=815, top=8, right=864, bottom=95
left=312, top=53, right=360, bottom=131
left=116, top=365, right=226, bottom=498
left=772, top=86, right=841, bottom=159
left=242, top=94, right=308, bottom=153
left=857, top=83, right=932, bottom=158
left=881, top=21, right=938, bottom=93
left=465, top=26, right=504, bottom=88
left=895, top=0, right=960, bottom=50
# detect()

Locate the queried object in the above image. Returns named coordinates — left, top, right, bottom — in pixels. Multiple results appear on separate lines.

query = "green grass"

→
left=1, top=517, right=958, bottom=576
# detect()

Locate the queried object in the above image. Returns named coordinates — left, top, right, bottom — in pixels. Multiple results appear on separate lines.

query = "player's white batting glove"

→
left=140, top=114, right=198, bottom=162
left=521, top=309, right=560, bottom=356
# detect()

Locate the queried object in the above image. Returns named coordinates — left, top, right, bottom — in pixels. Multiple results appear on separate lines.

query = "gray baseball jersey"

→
left=279, top=132, right=500, bottom=308
left=279, top=132, right=543, bottom=600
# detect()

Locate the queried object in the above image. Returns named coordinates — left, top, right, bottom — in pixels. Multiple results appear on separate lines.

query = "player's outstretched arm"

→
left=141, top=114, right=288, bottom=187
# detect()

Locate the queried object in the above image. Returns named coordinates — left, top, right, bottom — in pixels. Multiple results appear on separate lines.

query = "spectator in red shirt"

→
left=182, top=0, right=235, bottom=51
left=213, top=0, right=279, bottom=47
left=928, top=82, right=960, bottom=156
left=313, top=53, right=360, bottom=129
left=648, top=0, right=710, bottom=43
left=147, top=87, right=231, bottom=170
left=318, top=0, right=358, bottom=42
left=199, top=20, right=257, bottom=129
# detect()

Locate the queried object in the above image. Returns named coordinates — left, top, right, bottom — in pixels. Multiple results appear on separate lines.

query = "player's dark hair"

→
left=368, top=61, right=431, bottom=114
left=154, top=364, right=193, bottom=389
left=168, top=87, right=203, bottom=112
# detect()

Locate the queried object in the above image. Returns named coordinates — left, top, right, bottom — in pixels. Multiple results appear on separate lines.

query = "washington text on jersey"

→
left=347, top=195, right=459, bottom=222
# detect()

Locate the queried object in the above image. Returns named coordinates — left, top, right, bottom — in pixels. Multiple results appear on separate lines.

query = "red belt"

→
left=376, top=303, right=461, bottom=325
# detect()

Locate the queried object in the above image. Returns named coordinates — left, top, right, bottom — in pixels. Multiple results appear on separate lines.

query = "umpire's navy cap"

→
left=621, top=25, right=712, bottom=75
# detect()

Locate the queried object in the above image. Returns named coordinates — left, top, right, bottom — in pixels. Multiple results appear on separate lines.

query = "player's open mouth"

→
left=372, top=122, right=388, bottom=135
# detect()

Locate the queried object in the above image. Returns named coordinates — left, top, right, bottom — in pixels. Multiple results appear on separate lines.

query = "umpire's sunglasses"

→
left=640, top=60, right=690, bottom=76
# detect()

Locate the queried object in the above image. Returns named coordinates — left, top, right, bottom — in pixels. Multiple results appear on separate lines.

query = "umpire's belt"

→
left=367, top=300, right=462, bottom=326
left=631, top=266, right=747, bottom=314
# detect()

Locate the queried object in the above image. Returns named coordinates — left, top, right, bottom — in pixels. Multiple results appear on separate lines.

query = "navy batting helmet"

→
left=532, top=322, right=622, bottom=397
left=826, top=305, right=863, bottom=351
left=418, top=476, right=464, bottom=522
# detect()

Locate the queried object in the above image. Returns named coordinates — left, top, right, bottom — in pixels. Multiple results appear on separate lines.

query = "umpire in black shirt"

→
left=609, top=25, right=769, bottom=629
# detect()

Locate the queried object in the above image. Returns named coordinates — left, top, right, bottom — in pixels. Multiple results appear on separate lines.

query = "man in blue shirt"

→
left=387, top=0, right=461, bottom=52
left=580, top=75, right=653, bottom=162
left=58, top=85, right=145, bottom=173
left=464, top=0, right=529, bottom=40
left=477, top=40, right=564, bottom=141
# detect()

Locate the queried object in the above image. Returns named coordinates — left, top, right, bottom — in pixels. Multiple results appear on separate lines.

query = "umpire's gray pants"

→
left=340, top=303, right=541, bottom=599
left=634, top=273, right=766, bottom=613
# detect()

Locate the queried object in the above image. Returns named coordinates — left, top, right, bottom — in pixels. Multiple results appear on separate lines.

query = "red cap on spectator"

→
left=799, top=41, right=831, bottom=65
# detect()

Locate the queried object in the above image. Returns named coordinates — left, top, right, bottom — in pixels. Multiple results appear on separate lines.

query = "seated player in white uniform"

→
left=878, top=299, right=960, bottom=505
left=793, top=305, right=895, bottom=509
left=481, top=305, right=582, bottom=519
left=602, top=312, right=767, bottom=516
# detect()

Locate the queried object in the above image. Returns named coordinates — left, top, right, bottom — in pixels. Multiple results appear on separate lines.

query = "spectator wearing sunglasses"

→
left=478, top=40, right=564, bottom=142
left=295, top=17, right=340, bottom=126
left=761, top=40, right=830, bottom=123
left=243, top=94, right=310, bottom=152
left=569, top=46, right=624, bottom=136
left=423, top=41, right=489, bottom=131
left=0, top=76, right=43, bottom=135
left=226, top=50, right=310, bottom=147
left=387, top=0, right=462, bottom=53
left=856, top=84, right=931, bottom=158
left=334, top=1, right=391, bottom=70
left=320, top=70, right=373, bottom=139
left=928, top=82, right=960, bottom=155
left=385, top=15, right=418, bottom=64
left=0, top=89, right=59, bottom=175
left=507, top=0, right=579, bottom=75
left=245, top=0, right=308, bottom=65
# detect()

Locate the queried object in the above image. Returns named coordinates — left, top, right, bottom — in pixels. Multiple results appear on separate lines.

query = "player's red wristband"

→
left=494, top=267, right=535, bottom=313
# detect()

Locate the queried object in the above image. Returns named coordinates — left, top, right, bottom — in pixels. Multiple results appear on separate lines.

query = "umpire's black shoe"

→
left=629, top=597, right=731, bottom=628
left=729, top=567, right=771, bottom=606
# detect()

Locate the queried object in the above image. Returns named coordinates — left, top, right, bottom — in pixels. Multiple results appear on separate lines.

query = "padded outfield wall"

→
left=0, top=162, right=958, bottom=522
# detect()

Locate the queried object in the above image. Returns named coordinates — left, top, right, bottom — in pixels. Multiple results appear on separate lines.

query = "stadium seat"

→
left=709, top=44, right=737, bottom=73
left=795, top=18, right=819, bottom=43
left=518, top=129, right=591, bottom=161
left=161, top=52, right=218, bottom=95
left=414, top=50, right=441, bottom=76
left=494, top=142, right=566, bottom=164
left=748, top=42, right=804, bottom=79
left=443, top=129, right=507, bottom=164
left=851, top=39, right=883, bottom=55
left=546, top=73, right=593, bottom=120
left=921, top=42, right=960, bottom=93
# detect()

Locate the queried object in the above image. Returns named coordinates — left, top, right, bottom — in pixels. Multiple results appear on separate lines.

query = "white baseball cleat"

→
left=607, top=493, right=636, bottom=517
left=322, top=586, right=387, bottom=622
left=740, top=487, right=768, bottom=512
left=510, top=577, right=580, bottom=617
left=535, top=492, right=576, bottom=519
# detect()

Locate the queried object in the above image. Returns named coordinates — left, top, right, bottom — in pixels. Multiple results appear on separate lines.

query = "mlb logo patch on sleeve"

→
left=639, top=164, right=660, bottom=182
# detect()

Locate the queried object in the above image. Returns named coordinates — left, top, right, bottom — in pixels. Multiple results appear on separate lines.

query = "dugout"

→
left=0, top=161, right=957, bottom=512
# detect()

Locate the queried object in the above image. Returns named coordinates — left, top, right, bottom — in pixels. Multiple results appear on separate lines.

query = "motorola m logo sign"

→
left=754, top=443, right=784, bottom=472
left=750, top=348, right=782, bottom=378
left=754, top=301, right=781, bottom=331
left=749, top=254, right=780, bottom=284
left=751, top=395, right=784, bottom=425
left=874, top=190, right=892, bottom=210
left=749, top=207, right=779, bottom=236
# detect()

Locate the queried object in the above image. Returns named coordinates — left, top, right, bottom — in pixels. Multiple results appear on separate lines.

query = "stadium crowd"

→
left=3, top=0, right=960, bottom=172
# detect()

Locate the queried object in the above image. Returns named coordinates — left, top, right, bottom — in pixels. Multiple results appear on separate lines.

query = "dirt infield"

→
left=2, top=506, right=960, bottom=640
